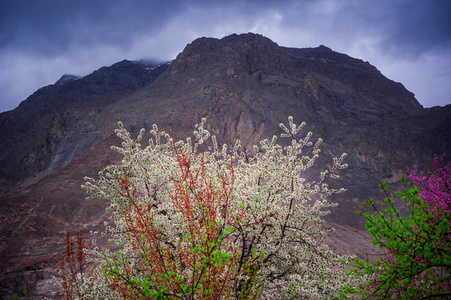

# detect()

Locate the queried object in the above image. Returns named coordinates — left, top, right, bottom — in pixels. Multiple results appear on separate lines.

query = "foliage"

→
left=351, top=158, right=451, bottom=299
left=12, top=287, right=38, bottom=300
left=65, top=116, right=355, bottom=299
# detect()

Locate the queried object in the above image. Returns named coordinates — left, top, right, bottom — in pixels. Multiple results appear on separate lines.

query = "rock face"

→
left=0, top=60, right=169, bottom=194
left=0, top=33, right=450, bottom=299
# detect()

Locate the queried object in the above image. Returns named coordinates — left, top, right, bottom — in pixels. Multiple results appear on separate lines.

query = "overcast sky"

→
left=1, top=0, right=450, bottom=113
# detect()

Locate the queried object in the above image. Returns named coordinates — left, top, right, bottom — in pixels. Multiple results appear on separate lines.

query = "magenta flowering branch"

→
left=351, top=156, right=451, bottom=299
left=408, top=156, right=451, bottom=218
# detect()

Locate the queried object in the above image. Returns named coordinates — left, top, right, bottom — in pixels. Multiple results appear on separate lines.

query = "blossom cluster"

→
left=408, top=156, right=451, bottom=218
left=62, top=116, right=355, bottom=299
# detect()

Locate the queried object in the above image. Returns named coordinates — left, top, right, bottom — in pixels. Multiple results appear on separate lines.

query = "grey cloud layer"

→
left=1, top=0, right=450, bottom=112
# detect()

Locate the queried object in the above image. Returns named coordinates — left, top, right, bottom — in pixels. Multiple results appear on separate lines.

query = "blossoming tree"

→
left=74, top=116, right=354, bottom=299
left=352, top=157, right=451, bottom=298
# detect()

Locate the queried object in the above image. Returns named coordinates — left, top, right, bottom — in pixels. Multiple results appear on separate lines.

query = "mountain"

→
left=1, top=33, right=450, bottom=299
left=0, top=60, right=170, bottom=194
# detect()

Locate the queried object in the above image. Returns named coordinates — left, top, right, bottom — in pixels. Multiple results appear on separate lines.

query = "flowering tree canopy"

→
left=352, top=157, right=451, bottom=299
left=73, top=116, right=354, bottom=299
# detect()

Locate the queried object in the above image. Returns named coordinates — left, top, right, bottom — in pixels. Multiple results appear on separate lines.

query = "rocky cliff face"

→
left=0, top=60, right=169, bottom=194
left=1, top=33, right=450, bottom=299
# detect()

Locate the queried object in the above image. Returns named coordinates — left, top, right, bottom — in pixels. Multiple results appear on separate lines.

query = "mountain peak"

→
left=54, top=74, right=81, bottom=86
left=180, top=32, right=279, bottom=57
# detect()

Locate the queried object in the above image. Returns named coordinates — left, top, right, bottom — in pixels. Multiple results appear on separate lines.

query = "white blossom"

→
left=75, top=116, right=356, bottom=299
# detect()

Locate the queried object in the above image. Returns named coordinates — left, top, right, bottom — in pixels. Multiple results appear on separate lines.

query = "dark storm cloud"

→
left=1, top=0, right=186, bottom=56
left=1, top=0, right=450, bottom=112
left=276, top=0, right=451, bottom=58
left=378, top=0, right=451, bottom=56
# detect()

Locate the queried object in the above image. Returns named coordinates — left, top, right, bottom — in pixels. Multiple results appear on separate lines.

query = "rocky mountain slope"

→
left=1, top=33, right=450, bottom=299
left=0, top=60, right=169, bottom=193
